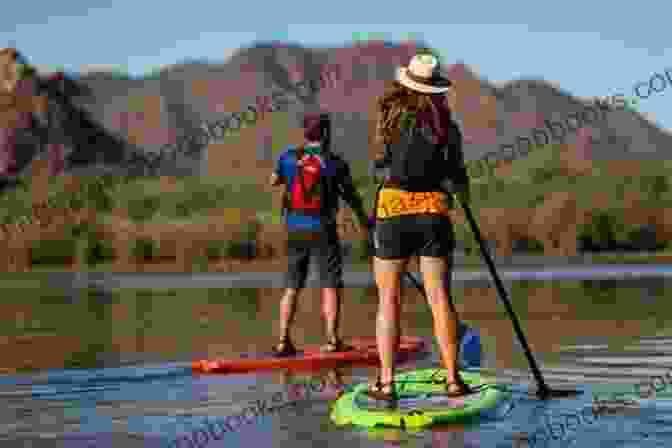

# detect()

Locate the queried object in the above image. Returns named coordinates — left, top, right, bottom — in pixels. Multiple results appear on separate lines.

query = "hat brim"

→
left=396, top=67, right=452, bottom=94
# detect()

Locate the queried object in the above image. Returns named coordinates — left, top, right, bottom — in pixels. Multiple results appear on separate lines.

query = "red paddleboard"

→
left=192, top=336, right=426, bottom=374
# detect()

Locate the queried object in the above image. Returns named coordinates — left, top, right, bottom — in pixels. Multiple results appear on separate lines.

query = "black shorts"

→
left=373, top=214, right=455, bottom=260
left=285, top=224, right=343, bottom=289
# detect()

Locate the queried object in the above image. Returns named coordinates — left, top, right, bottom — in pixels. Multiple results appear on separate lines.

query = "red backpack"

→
left=288, top=146, right=324, bottom=214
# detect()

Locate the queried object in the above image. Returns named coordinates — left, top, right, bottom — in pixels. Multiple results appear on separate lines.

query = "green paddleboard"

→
left=330, top=369, right=508, bottom=429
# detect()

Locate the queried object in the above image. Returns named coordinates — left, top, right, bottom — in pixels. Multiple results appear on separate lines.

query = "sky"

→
left=2, top=1, right=672, bottom=129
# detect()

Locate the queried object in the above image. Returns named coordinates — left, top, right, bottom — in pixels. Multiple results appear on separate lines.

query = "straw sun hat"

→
left=396, top=53, right=452, bottom=94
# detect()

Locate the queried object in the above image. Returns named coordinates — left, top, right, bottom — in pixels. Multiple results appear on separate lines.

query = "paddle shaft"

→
left=403, top=269, right=425, bottom=296
left=459, top=200, right=551, bottom=396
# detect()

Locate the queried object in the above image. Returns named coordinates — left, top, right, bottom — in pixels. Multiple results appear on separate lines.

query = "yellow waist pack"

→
left=376, top=188, right=452, bottom=219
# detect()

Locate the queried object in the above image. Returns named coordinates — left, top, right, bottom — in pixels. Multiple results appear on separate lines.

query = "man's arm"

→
left=270, top=151, right=286, bottom=186
left=336, top=159, right=370, bottom=229
left=270, top=172, right=284, bottom=186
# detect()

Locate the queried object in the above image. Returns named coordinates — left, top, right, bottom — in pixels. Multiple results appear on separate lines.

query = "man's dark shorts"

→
left=285, top=223, right=343, bottom=289
left=373, top=214, right=455, bottom=260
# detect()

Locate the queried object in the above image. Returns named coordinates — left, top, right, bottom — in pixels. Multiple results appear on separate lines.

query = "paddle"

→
left=457, top=197, right=581, bottom=400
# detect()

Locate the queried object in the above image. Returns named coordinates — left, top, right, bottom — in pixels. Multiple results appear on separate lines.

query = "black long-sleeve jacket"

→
left=370, top=118, right=469, bottom=194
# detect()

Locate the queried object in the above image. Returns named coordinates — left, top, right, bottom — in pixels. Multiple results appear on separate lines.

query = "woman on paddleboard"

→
left=368, top=53, right=471, bottom=400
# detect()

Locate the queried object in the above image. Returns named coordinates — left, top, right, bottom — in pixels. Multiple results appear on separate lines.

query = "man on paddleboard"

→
left=368, top=53, right=472, bottom=400
left=270, top=112, right=370, bottom=355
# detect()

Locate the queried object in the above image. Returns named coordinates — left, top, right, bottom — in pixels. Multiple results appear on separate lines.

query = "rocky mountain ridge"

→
left=2, top=41, right=669, bottom=179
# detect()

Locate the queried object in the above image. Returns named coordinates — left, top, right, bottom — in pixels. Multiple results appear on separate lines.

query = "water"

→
left=0, top=270, right=671, bottom=447
left=32, top=263, right=672, bottom=290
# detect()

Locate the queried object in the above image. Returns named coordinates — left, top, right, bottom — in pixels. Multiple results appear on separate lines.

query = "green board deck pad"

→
left=331, top=368, right=509, bottom=429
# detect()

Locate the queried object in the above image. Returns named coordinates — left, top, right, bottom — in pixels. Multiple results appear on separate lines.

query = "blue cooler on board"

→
left=458, top=320, right=482, bottom=368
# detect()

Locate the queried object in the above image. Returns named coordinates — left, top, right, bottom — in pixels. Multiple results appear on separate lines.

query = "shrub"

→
left=529, top=165, right=563, bottom=184
left=224, top=239, right=256, bottom=259
left=170, top=190, right=223, bottom=218
left=127, top=197, right=161, bottom=221
left=130, top=238, right=160, bottom=260
left=175, top=202, right=190, bottom=218
left=577, top=210, right=647, bottom=251
left=639, top=174, right=670, bottom=203
left=65, top=222, right=93, bottom=239
left=67, top=194, right=86, bottom=211
left=625, top=225, right=667, bottom=251
left=56, top=177, right=117, bottom=213
left=83, top=236, right=115, bottom=265
left=63, top=342, right=108, bottom=369
left=223, top=220, right=260, bottom=259
left=528, top=192, right=546, bottom=207
left=205, top=240, right=229, bottom=259
left=512, top=237, right=544, bottom=253
left=183, top=190, right=217, bottom=212
left=578, top=211, right=617, bottom=251
left=240, top=220, right=260, bottom=241
left=191, top=254, right=210, bottom=271
left=30, top=238, right=78, bottom=266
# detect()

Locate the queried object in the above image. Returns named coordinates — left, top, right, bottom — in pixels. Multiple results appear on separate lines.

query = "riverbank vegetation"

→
left=0, top=142, right=670, bottom=271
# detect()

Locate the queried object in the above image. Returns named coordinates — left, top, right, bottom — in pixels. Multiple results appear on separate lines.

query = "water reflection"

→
left=276, top=367, right=347, bottom=400
left=63, top=287, right=116, bottom=369
left=204, top=288, right=261, bottom=316
left=365, top=424, right=483, bottom=447
left=0, top=277, right=670, bottom=447
left=581, top=277, right=667, bottom=300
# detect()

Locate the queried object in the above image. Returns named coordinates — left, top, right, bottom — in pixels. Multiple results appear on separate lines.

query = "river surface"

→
left=0, top=267, right=671, bottom=447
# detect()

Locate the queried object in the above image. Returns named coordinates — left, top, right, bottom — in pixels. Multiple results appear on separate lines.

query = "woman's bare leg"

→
left=419, top=255, right=462, bottom=383
left=373, top=256, right=407, bottom=386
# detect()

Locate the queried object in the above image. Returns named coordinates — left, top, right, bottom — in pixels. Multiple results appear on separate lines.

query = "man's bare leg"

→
left=321, top=287, right=340, bottom=342
left=279, top=288, right=299, bottom=341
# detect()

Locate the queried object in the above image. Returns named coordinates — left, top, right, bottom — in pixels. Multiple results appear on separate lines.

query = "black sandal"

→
left=273, top=337, right=297, bottom=357
left=320, top=337, right=353, bottom=353
left=366, top=377, right=399, bottom=402
left=426, top=369, right=483, bottom=397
